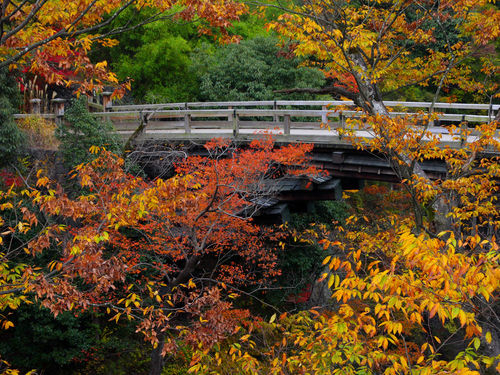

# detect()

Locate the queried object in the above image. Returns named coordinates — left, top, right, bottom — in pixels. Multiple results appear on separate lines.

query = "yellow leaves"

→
left=458, top=310, right=468, bottom=327
left=1, top=320, right=14, bottom=329
left=322, top=255, right=331, bottom=265
left=486, top=331, right=492, bottom=344
left=89, top=145, right=101, bottom=154
left=36, top=176, right=50, bottom=187
left=378, top=336, right=389, bottom=351
left=70, top=245, right=81, bottom=255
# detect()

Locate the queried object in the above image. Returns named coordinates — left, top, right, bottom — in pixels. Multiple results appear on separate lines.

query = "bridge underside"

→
left=131, top=140, right=447, bottom=223
left=310, top=148, right=447, bottom=182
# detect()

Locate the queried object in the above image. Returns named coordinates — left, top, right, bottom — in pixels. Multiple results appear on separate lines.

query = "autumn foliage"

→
left=0, top=137, right=316, bottom=365
left=266, top=0, right=500, bottom=112
left=0, top=0, right=247, bottom=94
left=190, top=179, right=500, bottom=374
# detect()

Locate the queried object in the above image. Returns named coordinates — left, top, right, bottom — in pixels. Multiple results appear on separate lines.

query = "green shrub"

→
left=191, top=37, right=325, bottom=102
left=0, top=69, right=26, bottom=167
left=0, top=97, right=26, bottom=168
left=0, top=303, right=98, bottom=373
left=289, top=200, right=350, bottom=230
left=58, top=97, right=122, bottom=169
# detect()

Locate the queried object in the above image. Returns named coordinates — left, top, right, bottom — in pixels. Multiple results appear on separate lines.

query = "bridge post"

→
left=102, top=92, right=113, bottom=112
left=284, top=115, right=290, bottom=135
left=52, top=98, right=66, bottom=128
left=339, top=112, right=344, bottom=139
left=274, top=101, right=279, bottom=122
left=428, top=107, right=434, bottom=127
left=184, top=114, right=191, bottom=133
left=322, top=105, right=328, bottom=124
left=233, top=112, right=239, bottom=137
left=30, top=98, right=41, bottom=114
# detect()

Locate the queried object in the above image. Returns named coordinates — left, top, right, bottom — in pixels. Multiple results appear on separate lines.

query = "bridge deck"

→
left=15, top=99, right=500, bottom=149
left=116, top=126, right=485, bottom=150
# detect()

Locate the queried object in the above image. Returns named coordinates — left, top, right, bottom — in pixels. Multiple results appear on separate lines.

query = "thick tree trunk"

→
left=149, top=329, right=166, bottom=375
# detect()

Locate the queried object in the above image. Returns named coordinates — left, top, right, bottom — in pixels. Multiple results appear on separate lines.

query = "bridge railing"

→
left=13, top=100, right=500, bottom=145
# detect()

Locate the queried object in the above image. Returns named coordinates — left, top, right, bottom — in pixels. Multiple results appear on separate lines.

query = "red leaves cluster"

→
left=3, top=137, right=317, bottom=352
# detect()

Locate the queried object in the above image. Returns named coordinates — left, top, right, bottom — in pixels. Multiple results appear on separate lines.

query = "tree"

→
left=189, top=183, right=500, bottom=375
left=191, top=36, right=325, bottom=102
left=267, top=1, right=500, bottom=113
left=0, top=0, right=247, bottom=93
left=0, top=136, right=317, bottom=375
left=264, top=1, right=500, bottom=233
left=58, top=96, right=122, bottom=169
left=94, top=8, right=275, bottom=103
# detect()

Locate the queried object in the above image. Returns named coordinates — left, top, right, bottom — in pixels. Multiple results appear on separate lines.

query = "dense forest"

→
left=2, top=1, right=500, bottom=375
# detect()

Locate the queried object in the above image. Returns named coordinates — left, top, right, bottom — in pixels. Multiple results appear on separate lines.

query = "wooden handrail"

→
left=109, top=100, right=500, bottom=112
left=12, top=100, right=499, bottom=149
left=89, top=108, right=490, bottom=123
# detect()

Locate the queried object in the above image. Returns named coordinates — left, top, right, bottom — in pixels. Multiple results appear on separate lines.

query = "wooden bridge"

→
left=93, top=99, right=500, bottom=148
left=18, top=97, right=500, bottom=147
left=16, top=98, right=500, bottom=222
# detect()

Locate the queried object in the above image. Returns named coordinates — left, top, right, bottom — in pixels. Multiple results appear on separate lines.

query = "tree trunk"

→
left=148, top=253, right=203, bottom=375
left=149, top=329, right=166, bottom=375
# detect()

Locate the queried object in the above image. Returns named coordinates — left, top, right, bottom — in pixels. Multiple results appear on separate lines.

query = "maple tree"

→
left=268, top=1, right=500, bottom=112
left=189, top=183, right=500, bottom=375
left=0, top=0, right=246, bottom=94
left=0, top=136, right=317, bottom=374
left=264, top=1, right=500, bottom=236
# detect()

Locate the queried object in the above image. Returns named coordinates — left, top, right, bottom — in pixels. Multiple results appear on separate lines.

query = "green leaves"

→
left=191, top=37, right=325, bottom=102
left=58, top=97, right=122, bottom=169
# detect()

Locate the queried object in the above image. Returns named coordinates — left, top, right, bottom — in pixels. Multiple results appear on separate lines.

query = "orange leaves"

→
left=0, top=138, right=318, bottom=358
left=1, top=0, right=248, bottom=94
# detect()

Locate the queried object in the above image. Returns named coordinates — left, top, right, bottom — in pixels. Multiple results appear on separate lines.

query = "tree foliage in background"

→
left=268, top=1, right=500, bottom=109
left=0, top=303, right=97, bottom=372
left=191, top=37, right=325, bottom=102
left=97, top=10, right=276, bottom=103
left=97, top=17, right=203, bottom=103
left=0, top=0, right=247, bottom=95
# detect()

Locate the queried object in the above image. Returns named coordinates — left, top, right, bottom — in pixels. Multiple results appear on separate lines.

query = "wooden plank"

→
left=14, top=113, right=55, bottom=119
left=237, top=109, right=333, bottom=117
left=191, top=121, right=232, bottom=128
left=385, top=101, right=500, bottom=111
left=114, top=122, right=184, bottom=131
left=88, top=102, right=104, bottom=110
left=290, top=122, right=322, bottom=129
left=238, top=121, right=281, bottom=129
left=112, top=101, right=278, bottom=111
left=276, top=100, right=353, bottom=107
